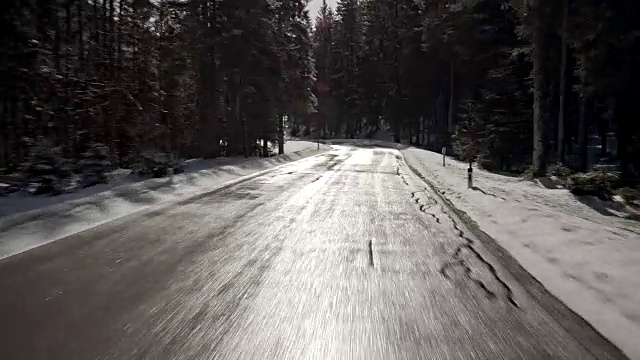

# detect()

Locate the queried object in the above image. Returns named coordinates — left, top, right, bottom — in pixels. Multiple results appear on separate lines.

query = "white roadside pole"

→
left=442, top=147, right=446, bottom=167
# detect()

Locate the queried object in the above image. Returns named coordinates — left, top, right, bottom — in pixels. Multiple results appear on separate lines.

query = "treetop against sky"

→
left=307, top=0, right=337, bottom=19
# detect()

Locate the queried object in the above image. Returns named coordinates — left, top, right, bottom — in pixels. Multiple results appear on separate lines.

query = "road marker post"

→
left=468, top=162, right=473, bottom=189
left=442, top=147, right=446, bottom=167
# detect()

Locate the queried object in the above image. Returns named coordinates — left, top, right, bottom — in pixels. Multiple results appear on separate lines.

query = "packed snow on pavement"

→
left=0, top=141, right=329, bottom=260
left=401, top=145, right=640, bottom=360
left=1, top=137, right=638, bottom=358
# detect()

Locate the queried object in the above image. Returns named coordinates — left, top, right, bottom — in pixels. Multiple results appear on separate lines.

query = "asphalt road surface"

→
left=0, top=145, right=625, bottom=359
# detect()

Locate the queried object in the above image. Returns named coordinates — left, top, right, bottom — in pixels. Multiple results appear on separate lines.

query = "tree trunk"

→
left=77, top=0, right=85, bottom=70
left=599, top=125, right=607, bottom=157
left=0, top=99, right=6, bottom=166
left=566, top=106, right=574, bottom=155
left=278, top=114, right=285, bottom=155
left=531, top=0, right=551, bottom=177
left=577, top=94, right=591, bottom=172
left=237, top=75, right=247, bottom=158
left=195, top=0, right=219, bottom=158
left=598, top=99, right=610, bottom=157
left=91, top=0, right=99, bottom=77
left=616, top=93, right=630, bottom=177
left=448, top=59, right=455, bottom=134
left=557, top=0, right=568, bottom=163
left=107, top=0, right=118, bottom=164
left=420, top=116, right=426, bottom=146
left=117, top=0, right=123, bottom=70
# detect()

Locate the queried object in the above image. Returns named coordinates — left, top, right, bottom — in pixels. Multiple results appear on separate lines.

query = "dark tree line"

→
left=3, top=0, right=639, bottom=188
left=307, top=0, right=640, bottom=179
left=0, top=0, right=315, bottom=172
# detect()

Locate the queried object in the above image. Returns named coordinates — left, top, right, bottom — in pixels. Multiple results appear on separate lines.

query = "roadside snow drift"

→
left=0, top=141, right=329, bottom=260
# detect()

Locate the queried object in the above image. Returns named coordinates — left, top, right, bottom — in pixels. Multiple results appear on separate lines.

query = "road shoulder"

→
left=0, top=144, right=330, bottom=261
left=400, top=146, right=633, bottom=360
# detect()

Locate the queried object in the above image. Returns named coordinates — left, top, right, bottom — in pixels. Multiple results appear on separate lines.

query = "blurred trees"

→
left=0, top=0, right=316, bottom=169
left=308, top=0, right=640, bottom=178
left=3, top=0, right=638, bottom=180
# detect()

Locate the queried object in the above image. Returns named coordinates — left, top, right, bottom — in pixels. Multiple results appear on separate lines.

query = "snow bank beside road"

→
left=0, top=141, right=330, bottom=260
left=401, top=146, right=640, bottom=360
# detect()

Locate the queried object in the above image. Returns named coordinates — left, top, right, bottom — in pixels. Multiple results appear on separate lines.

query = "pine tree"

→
left=312, top=0, right=337, bottom=137
left=452, top=1, right=532, bottom=171
left=331, top=0, right=363, bottom=138
left=22, top=140, right=73, bottom=195
left=1, top=0, right=638, bottom=187
left=79, top=143, right=112, bottom=187
left=526, top=0, right=562, bottom=176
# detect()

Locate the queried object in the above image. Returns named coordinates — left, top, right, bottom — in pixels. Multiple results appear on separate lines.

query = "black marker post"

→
left=442, top=147, right=446, bottom=167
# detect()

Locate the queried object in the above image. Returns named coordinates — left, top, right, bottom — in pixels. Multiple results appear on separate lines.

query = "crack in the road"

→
left=397, top=158, right=519, bottom=309
left=411, top=191, right=441, bottom=224
left=439, top=211, right=520, bottom=309
left=398, top=161, right=441, bottom=224
left=472, top=186, right=508, bottom=201
left=396, top=165, right=410, bottom=186
left=441, top=257, right=498, bottom=300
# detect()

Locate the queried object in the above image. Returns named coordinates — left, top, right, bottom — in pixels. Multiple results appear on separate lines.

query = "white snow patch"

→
left=343, top=148, right=374, bottom=166
left=400, top=146, right=640, bottom=360
left=0, top=141, right=330, bottom=260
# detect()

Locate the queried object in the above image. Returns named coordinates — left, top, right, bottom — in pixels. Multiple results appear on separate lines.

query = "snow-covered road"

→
left=0, top=144, right=615, bottom=360
left=0, top=139, right=634, bottom=359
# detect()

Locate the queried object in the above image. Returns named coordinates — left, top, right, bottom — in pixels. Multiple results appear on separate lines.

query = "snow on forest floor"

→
left=0, top=141, right=329, bottom=260
left=400, top=145, right=640, bottom=360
